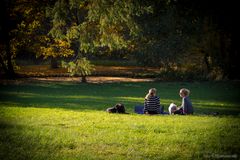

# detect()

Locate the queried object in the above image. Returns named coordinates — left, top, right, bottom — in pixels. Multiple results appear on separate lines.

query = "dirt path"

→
left=0, top=76, right=156, bottom=84
left=32, top=76, right=156, bottom=83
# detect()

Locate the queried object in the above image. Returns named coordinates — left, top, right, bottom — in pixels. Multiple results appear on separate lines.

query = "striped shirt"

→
left=144, top=96, right=160, bottom=113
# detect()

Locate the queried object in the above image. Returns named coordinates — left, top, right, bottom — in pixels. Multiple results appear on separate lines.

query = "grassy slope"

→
left=0, top=81, right=240, bottom=159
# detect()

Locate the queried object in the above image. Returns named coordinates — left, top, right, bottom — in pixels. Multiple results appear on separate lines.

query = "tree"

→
left=62, top=57, right=95, bottom=82
left=134, top=1, right=190, bottom=68
left=0, top=0, right=16, bottom=78
left=133, top=0, right=239, bottom=80
left=45, top=0, right=151, bottom=81
left=175, top=0, right=240, bottom=79
left=47, top=0, right=151, bottom=52
left=0, top=0, right=57, bottom=77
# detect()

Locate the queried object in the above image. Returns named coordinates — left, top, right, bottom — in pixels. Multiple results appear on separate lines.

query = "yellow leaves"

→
left=29, top=20, right=40, bottom=30
left=19, top=21, right=26, bottom=28
left=16, top=15, right=40, bottom=31
left=39, top=39, right=74, bottom=59
left=57, top=40, right=70, bottom=47
left=38, top=35, right=51, bottom=43
left=24, top=7, right=33, bottom=15
left=66, top=26, right=81, bottom=41
left=40, top=46, right=54, bottom=58
left=79, top=2, right=86, bottom=8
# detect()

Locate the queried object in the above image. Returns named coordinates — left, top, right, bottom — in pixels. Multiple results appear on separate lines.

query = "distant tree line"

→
left=0, top=0, right=239, bottom=80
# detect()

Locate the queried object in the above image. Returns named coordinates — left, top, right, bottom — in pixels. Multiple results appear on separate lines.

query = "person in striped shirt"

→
left=144, top=88, right=160, bottom=114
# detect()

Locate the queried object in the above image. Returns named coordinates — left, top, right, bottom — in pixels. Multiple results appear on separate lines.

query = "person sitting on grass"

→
left=144, top=88, right=161, bottom=115
left=169, top=88, right=193, bottom=115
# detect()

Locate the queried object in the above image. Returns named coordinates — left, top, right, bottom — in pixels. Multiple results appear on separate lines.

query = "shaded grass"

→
left=0, top=81, right=239, bottom=114
left=0, top=81, right=240, bottom=159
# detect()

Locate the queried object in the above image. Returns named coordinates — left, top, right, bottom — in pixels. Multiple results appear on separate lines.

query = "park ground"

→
left=1, top=0, right=239, bottom=159
left=0, top=78, right=240, bottom=160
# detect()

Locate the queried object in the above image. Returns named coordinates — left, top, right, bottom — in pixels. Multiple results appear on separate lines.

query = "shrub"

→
left=62, top=57, right=95, bottom=82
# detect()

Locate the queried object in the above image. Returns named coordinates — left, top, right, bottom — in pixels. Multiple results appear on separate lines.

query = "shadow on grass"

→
left=0, top=121, right=34, bottom=160
left=0, top=120, right=83, bottom=160
left=1, top=81, right=240, bottom=160
left=0, top=81, right=239, bottom=115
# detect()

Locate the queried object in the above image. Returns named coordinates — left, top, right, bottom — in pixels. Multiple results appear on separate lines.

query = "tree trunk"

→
left=0, top=0, right=16, bottom=79
left=81, top=76, right=87, bottom=83
left=5, top=40, right=16, bottom=79
left=0, top=53, right=16, bottom=79
left=203, top=53, right=210, bottom=73
left=0, top=56, right=8, bottom=73
left=50, top=57, right=59, bottom=68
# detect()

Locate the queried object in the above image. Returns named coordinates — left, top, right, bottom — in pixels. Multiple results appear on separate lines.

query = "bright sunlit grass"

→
left=0, top=81, right=240, bottom=159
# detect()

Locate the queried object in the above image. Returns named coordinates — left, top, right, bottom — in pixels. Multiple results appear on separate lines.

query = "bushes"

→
left=154, top=69, right=206, bottom=81
left=62, top=57, right=95, bottom=82
left=134, top=67, right=210, bottom=81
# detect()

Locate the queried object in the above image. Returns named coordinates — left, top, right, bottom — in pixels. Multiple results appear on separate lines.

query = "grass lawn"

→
left=0, top=81, right=240, bottom=159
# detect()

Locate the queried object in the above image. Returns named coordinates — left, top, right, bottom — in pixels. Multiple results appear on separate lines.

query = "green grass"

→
left=0, top=81, right=240, bottom=160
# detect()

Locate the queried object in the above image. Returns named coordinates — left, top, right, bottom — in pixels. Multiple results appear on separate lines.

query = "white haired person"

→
left=169, top=88, right=193, bottom=115
left=144, top=88, right=161, bottom=115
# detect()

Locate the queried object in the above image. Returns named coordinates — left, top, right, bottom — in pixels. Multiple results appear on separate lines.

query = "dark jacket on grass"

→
left=106, top=103, right=126, bottom=113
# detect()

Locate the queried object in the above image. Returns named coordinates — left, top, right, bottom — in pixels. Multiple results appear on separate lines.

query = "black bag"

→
left=106, top=103, right=125, bottom=113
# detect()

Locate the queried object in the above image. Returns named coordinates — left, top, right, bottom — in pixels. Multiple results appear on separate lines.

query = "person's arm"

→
left=156, top=97, right=160, bottom=113
left=177, top=99, right=183, bottom=109
left=182, top=97, right=187, bottom=114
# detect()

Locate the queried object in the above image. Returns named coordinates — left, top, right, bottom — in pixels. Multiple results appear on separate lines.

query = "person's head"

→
left=179, top=88, right=190, bottom=98
left=169, top=103, right=177, bottom=114
left=145, top=88, right=157, bottom=99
